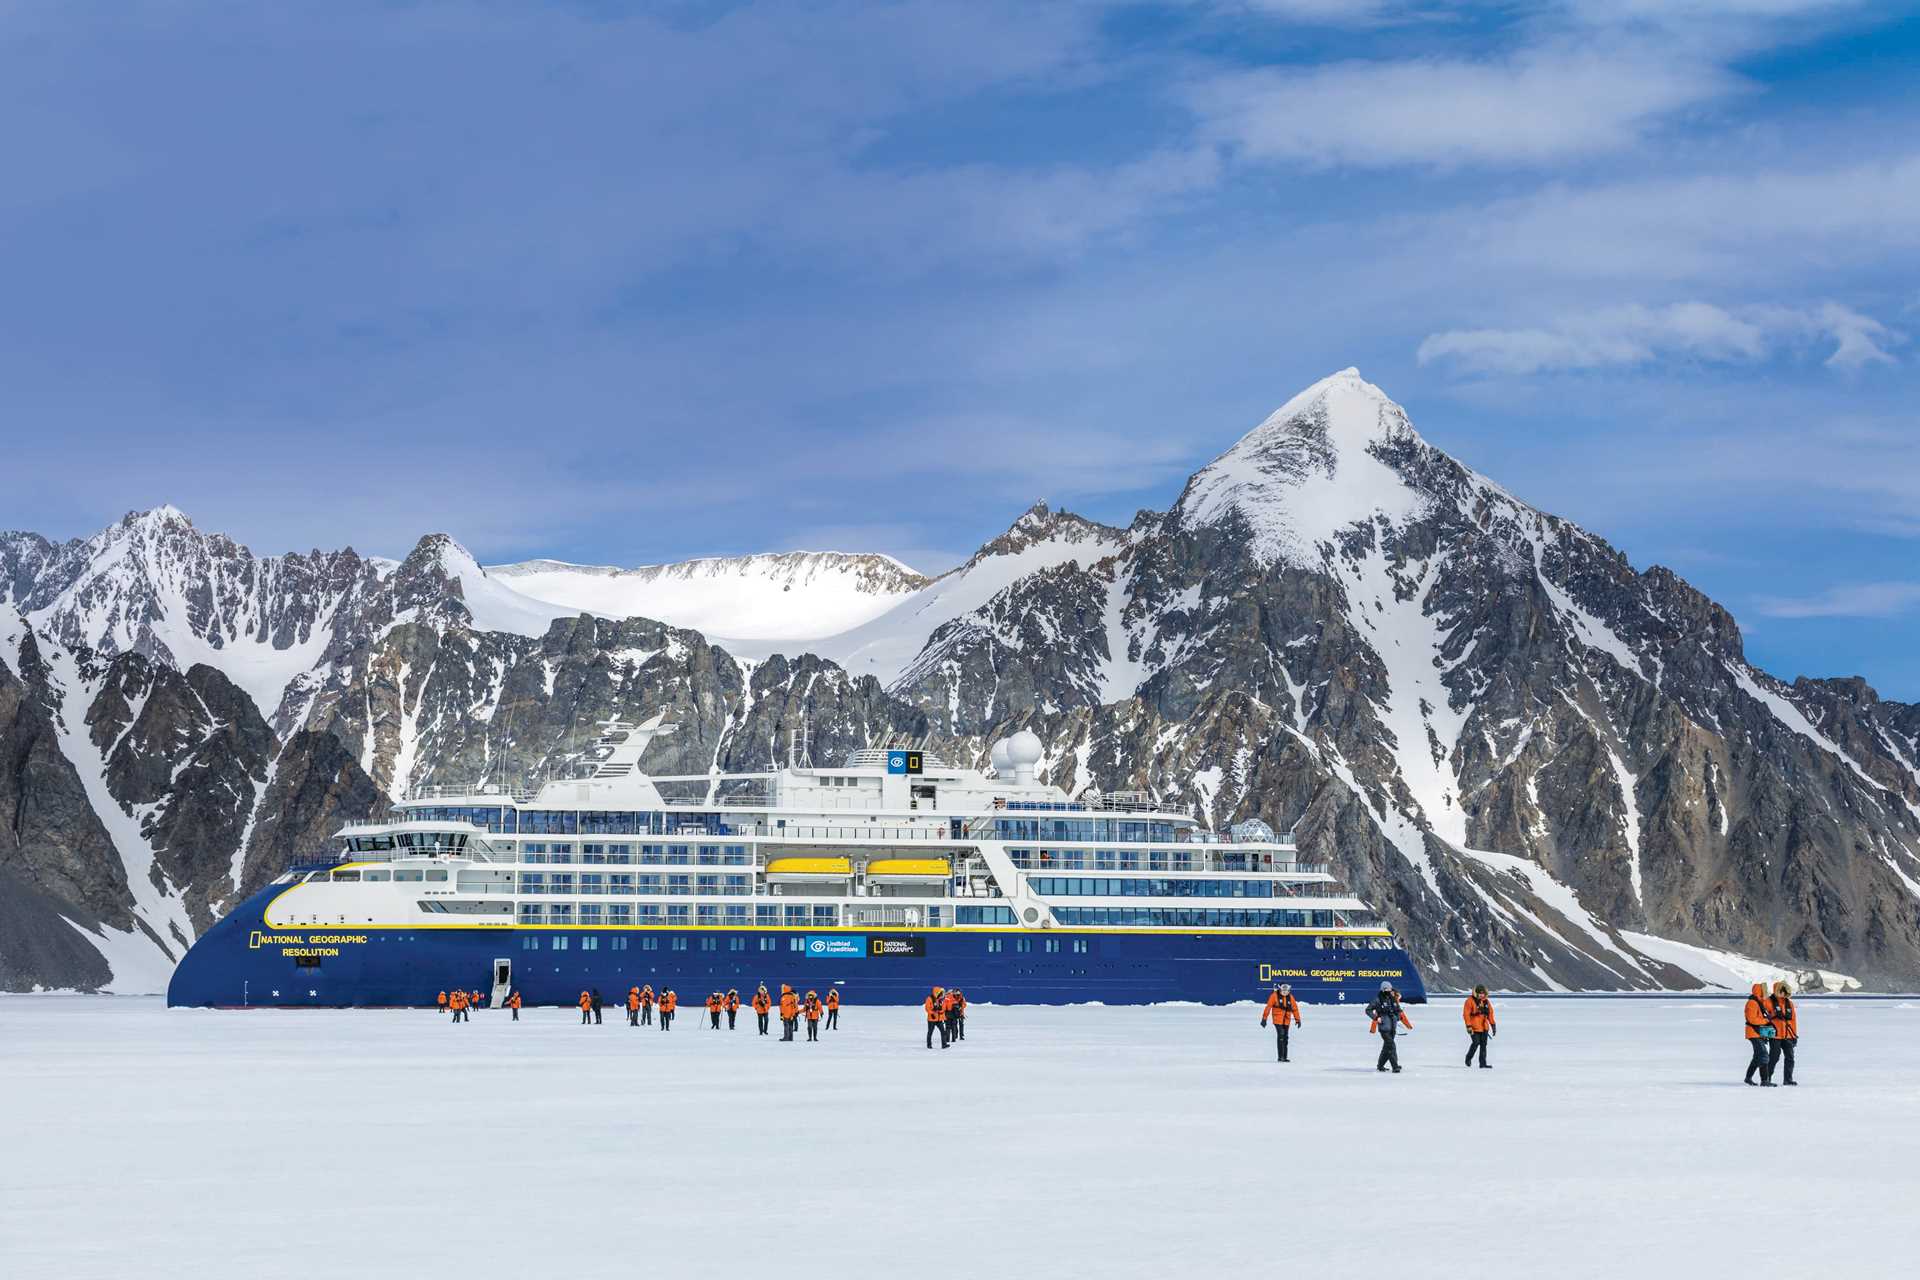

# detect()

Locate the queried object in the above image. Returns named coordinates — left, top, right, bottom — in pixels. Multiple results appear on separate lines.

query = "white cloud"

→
left=1753, top=582, right=1920, bottom=619
left=1189, top=46, right=1741, bottom=168
left=1417, top=301, right=1902, bottom=374
left=1441, top=154, right=1920, bottom=282
left=1816, top=302, right=1901, bottom=370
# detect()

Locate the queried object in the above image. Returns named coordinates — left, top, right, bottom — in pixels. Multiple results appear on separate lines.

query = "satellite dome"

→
left=990, top=738, right=1013, bottom=776
left=1006, top=730, right=1043, bottom=782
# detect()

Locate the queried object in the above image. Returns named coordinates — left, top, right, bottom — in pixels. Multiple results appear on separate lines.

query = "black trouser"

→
left=757, top=1011, right=769, bottom=1034
left=510, top=1007, right=518, bottom=1021
left=1768, top=1038, right=1796, bottom=1084
left=951, top=1014, right=964, bottom=1041
left=826, top=1008, right=838, bottom=1029
left=661, top=1011, right=672, bottom=1030
left=1377, top=1033, right=1400, bottom=1071
left=642, top=1004, right=653, bottom=1025
left=806, top=1019, right=819, bottom=1041
left=629, top=1008, right=638, bottom=1026
left=1745, top=1037, right=1773, bottom=1082
left=593, top=1007, right=602, bottom=1025
left=927, top=1020, right=948, bottom=1048
left=1273, top=1023, right=1290, bottom=1061
left=1466, top=1031, right=1489, bottom=1067
left=727, top=1009, right=737, bottom=1029
left=782, top=1016, right=797, bottom=1040
left=581, top=1009, right=591, bottom=1024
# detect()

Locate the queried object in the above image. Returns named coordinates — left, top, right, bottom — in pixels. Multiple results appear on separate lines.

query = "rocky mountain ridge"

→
left=6, top=369, right=1919, bottom=993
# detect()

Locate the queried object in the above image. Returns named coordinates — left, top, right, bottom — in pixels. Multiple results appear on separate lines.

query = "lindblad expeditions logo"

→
left=804, top=936, right=866, bottom=959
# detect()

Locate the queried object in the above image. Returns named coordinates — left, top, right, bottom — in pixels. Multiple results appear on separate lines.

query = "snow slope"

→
left=487, top=551, right=927, bottom=642
left=3, top=998, right=1910, bottom=1280
left=1173, top=367, right=1431, bottom=567
left=428, top=540, right=575, bottom=638
left=806, top=508, right=1125, bottom=682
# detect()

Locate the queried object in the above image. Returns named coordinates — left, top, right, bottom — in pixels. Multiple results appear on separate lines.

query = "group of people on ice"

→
left=1258, top=980, right=1496, bottom=1072
left=438, top=989, right=521, bottom=1020
left=1260, top=977, right=1804, bottom=1085
left=1742, top=981, right=1800, bottom=1086
left=565, top=983, right=844, bottom=1039
left=923, top=986, right=968, bottom=1048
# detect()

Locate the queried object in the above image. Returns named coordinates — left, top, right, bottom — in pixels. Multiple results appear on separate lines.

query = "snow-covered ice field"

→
left=3, top=996, right=1915, bottom=1280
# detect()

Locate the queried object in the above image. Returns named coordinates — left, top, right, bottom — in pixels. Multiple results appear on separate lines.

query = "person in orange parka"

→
left=924, top=986, right=949, bottom=1050
left=578, top=990, right=593, bottom=1026
left=725, top=989, right=740, bottom=1030
left=1743, top=982, right=1777, bottom=1086
left=752, top=985, right=773, bottom=1035
left=505, top=990, right=521, bottom=1021
left=659, top=989, right=677, bottom=1031
left=1462, top=985, right=1496, bottom=1068
left=948, top=989, right=967, bottom=1042
left=640, top=984, right=655, bottom=1027
left=437, top=991, right=449, bottom=1014
left=627, top=987, right=641, bottom=1027
left=1261, top=983, right=1302, bottom=1062
left=803, top=990, right=823, bottom=1041
left=1768, top=980, right=1799, bottom=1086
left=470, top=990, right=483, bottom=1012
left=779, top=985, right=800, bottom=1041
left=824, top=987, right=840, bottom=1031
left=706, top=992, right=723, bottom=1029
left=448, top=988, right=467, bottom=1023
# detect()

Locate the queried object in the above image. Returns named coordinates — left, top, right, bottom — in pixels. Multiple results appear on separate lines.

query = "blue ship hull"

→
left=168, top=883, right=1427, bottom=1008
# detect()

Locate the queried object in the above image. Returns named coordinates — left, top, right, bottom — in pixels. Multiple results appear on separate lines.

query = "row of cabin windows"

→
left=518, top=935, right=827, bottom=954
left=512, top=934, right=1103, bottom=956
left=518, top=873, right=750, bottom=894
left=992, top=818, right=1181, bottom=843
left=1026, top=877, right=1306, bottom=899
left=521, top=843, right=753, bottom=866
left=1051, top=907, right=1335, bottom=928
left=516, top=903, right=842, bottom=927
left=400, top=809, right=744, bottom=837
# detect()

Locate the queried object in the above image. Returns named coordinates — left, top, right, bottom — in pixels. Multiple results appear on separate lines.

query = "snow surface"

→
left=4, top=997, right=1915, bottom=1280
left=1174, top=368, right=1430, bottom=568
left=431, top=540, right=576, bottom=639
left=802, top=522, right=1125, bottom=682
left=488, top=552, right=925, bottom=642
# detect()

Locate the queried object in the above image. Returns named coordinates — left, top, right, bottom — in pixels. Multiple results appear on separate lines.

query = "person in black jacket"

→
left=590, top=988, right=604, bottom=1026
left=1365, top=981, right=1413, bottom=1073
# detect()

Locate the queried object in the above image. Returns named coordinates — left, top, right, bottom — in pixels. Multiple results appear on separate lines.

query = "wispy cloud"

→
left=1417, top=301, right=1902, bottom=374
left=1190, top=45, right=1742, bottom=169
left=1754, top=582, right=1920, bottom=618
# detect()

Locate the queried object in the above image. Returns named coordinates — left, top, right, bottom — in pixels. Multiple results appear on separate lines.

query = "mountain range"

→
left=6, top=369, right=1919, bottom=994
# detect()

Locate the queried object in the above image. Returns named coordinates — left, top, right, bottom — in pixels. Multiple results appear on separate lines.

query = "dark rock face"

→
left=6, top=370, right=1920, bottom=992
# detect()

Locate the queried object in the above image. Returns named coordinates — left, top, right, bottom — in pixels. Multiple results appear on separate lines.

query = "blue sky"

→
left=4, top=1, right=1920, bottom=694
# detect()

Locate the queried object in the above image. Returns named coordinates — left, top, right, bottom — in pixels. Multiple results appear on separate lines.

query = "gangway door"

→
left=490, top=959, right=512, bottom=1006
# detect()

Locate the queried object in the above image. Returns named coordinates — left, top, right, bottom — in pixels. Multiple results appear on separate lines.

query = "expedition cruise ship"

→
left=168, top=717, right=1425, bottom=1008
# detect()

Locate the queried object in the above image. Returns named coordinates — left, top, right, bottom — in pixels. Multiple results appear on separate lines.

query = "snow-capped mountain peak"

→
left=486, top=550, right=931, bottom=643
left=1172, top=367, right=1430, bottom=567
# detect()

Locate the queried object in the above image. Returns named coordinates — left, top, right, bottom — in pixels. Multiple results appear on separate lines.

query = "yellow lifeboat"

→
left=765, top=856, right=853, bottom=880
left=865, top=858, right=951, bottom=879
